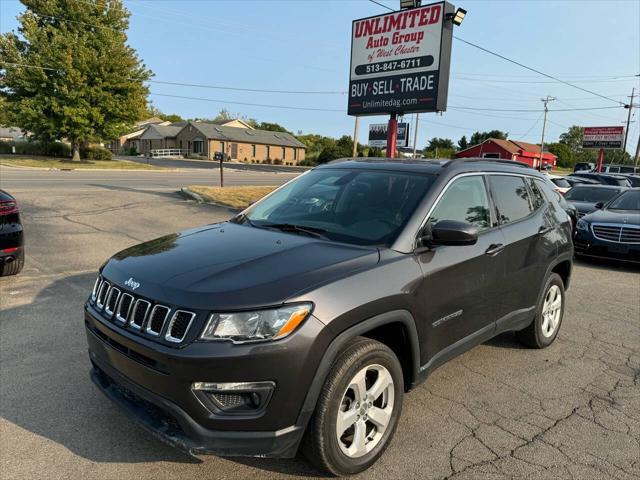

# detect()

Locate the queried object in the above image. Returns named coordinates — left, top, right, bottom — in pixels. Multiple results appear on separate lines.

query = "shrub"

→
left=81, top=146, right=113, bottom=160
left=243, top=157, right=248, bottom=162
left=128, top=147, right=138, bottom=156
left=273, top=158, right=283, bottom=165
left=0, top=141, right=12, bottom=154
left=13, top=141, right=72, bottom=157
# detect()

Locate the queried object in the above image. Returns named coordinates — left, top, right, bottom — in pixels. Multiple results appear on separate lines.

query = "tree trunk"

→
left=71, top=141, right=81, bottom=162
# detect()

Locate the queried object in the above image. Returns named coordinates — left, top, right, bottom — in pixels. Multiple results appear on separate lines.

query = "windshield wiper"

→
left=231, top=213, right=258, bottom=228
left=262, top=223, right=329, bottom=239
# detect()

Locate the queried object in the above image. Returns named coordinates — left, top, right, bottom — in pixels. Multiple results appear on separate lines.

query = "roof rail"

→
left=443, top=158, right=531, bottom=169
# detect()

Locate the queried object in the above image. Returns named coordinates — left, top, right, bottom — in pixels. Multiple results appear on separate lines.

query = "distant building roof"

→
left=456, top=138, right=556, bottom=160
left=183, top=122, right=306, bottom=148
left=139, top=123, right=184, bottom=140
left=0, top=126, right=29, bottom=140
left=134, top=117, right=167, bottom=129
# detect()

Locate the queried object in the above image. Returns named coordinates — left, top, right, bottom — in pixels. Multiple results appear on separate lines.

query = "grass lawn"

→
left=189, top=185, right=277, bottom=209
left=0, top=155, right=166, bottom=170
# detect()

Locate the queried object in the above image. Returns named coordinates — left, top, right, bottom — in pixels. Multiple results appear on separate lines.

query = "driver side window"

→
left=428, top=176, right=491, bottom=231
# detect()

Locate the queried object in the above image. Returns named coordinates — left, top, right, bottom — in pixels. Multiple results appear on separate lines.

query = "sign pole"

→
left=386, top=113, right=398, bottom=159
left=352, top=116, right=360, bottom=157
left=412, top=113, right=420, bottom=158
left=596, top=148, right=604, bottom=173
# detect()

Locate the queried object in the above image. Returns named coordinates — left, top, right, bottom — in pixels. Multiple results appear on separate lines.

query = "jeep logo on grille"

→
left=124, top=277, right=141, bottom=290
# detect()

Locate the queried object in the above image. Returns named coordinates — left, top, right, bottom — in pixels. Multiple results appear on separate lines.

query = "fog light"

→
left=192, top=381, right=275, bottom=415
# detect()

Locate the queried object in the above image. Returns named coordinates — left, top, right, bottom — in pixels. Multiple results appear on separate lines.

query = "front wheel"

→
left=517, top=273, right=565, bottom=348
left=301, top=337, right=403, bottom=476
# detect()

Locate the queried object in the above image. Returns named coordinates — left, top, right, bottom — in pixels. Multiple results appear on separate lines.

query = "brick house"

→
left=455, top=138, right=557, bottom=169
left=106, top=117, right=168, bottom=154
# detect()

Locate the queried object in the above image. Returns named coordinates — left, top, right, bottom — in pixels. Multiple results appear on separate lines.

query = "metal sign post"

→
left=386, top=113, right=398, bottom=158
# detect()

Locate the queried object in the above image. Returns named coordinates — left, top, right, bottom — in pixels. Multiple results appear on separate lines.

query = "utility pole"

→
left=412, top=113, right=420, bottom=158
left=352, top=116, right=360, bottom=157
left=622, top=88, right=635, bottom=158
left=635, top=130, right=640, bottom=168
left=538, top=96, right=556, bottom=171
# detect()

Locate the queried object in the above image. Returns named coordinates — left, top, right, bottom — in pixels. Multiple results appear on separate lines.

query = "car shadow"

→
left=573, top=255, right=640, bottom=272
left=0, top=272, right=198, bottom=465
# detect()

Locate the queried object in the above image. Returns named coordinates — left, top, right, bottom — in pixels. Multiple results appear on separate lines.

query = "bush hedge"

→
left=0, top=141, right=112, bottom=160
left=80, top=146, right=112, bottom=160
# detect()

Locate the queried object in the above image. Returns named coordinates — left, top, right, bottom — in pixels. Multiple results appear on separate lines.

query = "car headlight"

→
left=576, top=219, right=588, bottom=231
left=200, top=303, right=313, bottom=343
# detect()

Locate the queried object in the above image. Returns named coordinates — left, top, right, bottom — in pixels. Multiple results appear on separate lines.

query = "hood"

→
left=568, top=200, right=599, bottom=214
left=102, top=222, right=380, bottom=310
left=582, top=209, right=640, bottom=225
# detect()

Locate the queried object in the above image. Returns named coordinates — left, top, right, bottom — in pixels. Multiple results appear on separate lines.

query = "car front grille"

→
left=592, top=223, right=640, bottom=244
left=89, top=276, right=196, bottom=344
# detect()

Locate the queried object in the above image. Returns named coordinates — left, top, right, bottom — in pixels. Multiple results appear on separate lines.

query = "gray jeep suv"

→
left=85, top=158, right=572, bottom=475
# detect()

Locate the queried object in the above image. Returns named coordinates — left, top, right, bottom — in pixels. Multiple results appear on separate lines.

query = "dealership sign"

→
left=582, top=126, right=625, bottom=149
left=369, top=122, right=410, bottom=147
left=348, top=1, right=454, bottom=116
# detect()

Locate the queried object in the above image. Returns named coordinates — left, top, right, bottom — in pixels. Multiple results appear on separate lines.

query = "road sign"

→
left=582, top=126, right=625, bottom=149
left=369, top=122, right=410, bottom=147
left=348, top=1, right=454, bottom=116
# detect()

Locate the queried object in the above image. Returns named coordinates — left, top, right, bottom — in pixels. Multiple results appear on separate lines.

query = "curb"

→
left=179, top=188, right=242, bottom=213
left=0, top=162, right=176, bottom=172
left=179, top=187, right=204, bottom=203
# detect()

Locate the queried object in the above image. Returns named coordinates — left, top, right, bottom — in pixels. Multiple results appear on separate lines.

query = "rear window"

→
left=489, top=175, right=533, bottom=224
left=564, top=187, right=621, bottom=202
left=550, top=178, right=571, bottom=188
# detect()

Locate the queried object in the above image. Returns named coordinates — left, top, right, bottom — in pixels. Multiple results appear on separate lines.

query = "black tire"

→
left=0, top=249, right=24, bottom=277
left=517, top=273, right=565, bottom=348
left=301, top=337, right=404, bottom=476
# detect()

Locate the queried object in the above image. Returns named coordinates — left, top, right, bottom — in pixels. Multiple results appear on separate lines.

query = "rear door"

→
left=488, top=174, right=555, bottom=327
left=416, top=174, right=506, bottom=359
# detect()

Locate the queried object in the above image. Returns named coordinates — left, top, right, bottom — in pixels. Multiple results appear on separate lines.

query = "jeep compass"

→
left=85, top=158, right=572, bottom=475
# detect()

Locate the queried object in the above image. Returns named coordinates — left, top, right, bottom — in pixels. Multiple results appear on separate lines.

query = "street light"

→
left=400, top=0, right=421, bottom=9
left=449, top=8, right=467, bottom=26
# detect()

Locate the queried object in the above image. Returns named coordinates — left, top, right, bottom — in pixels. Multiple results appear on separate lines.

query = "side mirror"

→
left=594, top=202, right=604, bottom=209
left=419, top=220, right=479, bottom=247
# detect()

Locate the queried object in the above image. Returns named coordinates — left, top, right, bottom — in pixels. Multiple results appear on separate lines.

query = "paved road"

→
left=120, top=155, right=310, bottom=173
left=1, top=171, right=639, bottom=480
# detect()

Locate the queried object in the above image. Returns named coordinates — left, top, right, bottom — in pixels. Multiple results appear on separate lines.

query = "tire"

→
left=301, top=337, right=404, bottom=476
left=0, top=249, right=24, bottom=277
left=517, top=273, right=565, bottom=348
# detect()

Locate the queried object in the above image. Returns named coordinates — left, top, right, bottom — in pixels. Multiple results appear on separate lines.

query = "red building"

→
left=455, top=138, right=557, bottom=169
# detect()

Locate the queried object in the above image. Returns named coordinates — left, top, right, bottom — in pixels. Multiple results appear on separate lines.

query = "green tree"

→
left=425, top=137, right=455, bottom=151
left=317, top=144, right=340, bottom=164
left=0, top=0, right=152, bottom=161
left=367, top=147, right=383, bottom=157
left=469, top=130, right=508, bottom=147
left=457, top=135, right=469, bottom=150
left=547, top=142, right=573, bottom=168
left=258, top=121, right=290, bottom=133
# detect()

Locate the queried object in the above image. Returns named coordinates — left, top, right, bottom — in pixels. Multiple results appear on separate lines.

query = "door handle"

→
left=485, top=243, right=504, bottom=256
left=538, top=226, right=553, bottom=235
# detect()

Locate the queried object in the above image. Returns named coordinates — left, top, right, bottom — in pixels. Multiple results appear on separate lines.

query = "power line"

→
left=0, top=62, right=60, bottom=71
left=149, top=92, right=344, bottom=113
left=367, top=0, right=627, bottom=107
left=148, top=80, right=346, bottom=95
left=450, top=105, right=623, bottom=113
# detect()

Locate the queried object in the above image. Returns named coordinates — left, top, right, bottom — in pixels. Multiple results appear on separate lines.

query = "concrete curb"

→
left=179, top=188, right=242, bottom=213
left=0, top=162, right=174, bottom=172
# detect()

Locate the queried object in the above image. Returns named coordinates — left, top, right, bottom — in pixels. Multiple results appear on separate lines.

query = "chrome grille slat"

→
left=115, top=293, right=134, bottom=324
left=91, top=276, right=102, bottom=302
left=105, top=287, right=121, bottom=317
left=129, top=299, right=151, bottom=330
left=146, top=305, right=170, bottom=336
left=165, top=310, right=196, bottom=343
left=96, top=281, right=110, bottom=308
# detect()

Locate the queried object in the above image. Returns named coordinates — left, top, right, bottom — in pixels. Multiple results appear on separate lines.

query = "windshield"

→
left=607, top=190, right=640, bottom=211
left=240, top=168, right=435, bottom=246
left=565, top=187, right=621, bottom=203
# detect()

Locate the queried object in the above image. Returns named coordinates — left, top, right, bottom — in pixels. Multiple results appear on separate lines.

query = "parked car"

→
left=545, top=173, right=571, bottom=194
left=620, top=174, right=640, bottom=187
left=574, top=188, right=640, bottom=262
left=602, top=164, right=639, bottom=174
left=0, top=189, right=25, bottom=277
left=564, top=176, right=600, bottom=188
left=85, top=158, right=573, bottom=475
left=568, top=172, right=631, bottom=187
left=574, top=162, right=595, bottom=172
left=564, top=184, right=627, bottom=218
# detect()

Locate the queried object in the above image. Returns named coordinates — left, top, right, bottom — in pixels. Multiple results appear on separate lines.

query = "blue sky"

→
left=1, top=0, right=639, bottom=153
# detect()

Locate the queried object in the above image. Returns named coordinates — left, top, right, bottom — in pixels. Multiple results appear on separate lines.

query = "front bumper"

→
left=85, top=304, right=331, bottom=457
left=574, top=231, right=640, bottom=263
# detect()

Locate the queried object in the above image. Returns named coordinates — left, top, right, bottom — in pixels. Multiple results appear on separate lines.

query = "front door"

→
left=231, top=143, right=238, bottom=159
left=416, top=175, right=505, bottom=364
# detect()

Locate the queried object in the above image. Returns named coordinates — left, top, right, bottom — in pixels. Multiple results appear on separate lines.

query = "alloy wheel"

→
left=336, top=364, right=395, bottom=458
left=541, top=284, right=562, bottom=338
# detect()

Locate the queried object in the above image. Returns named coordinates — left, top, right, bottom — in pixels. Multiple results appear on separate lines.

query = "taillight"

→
left=0, top=200, right=19, bottom=215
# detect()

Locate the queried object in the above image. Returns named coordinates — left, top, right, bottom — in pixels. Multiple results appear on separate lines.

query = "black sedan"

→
left=0, top=189, right=24, bottom=276
left=574, top=188, right=640, bottom=262
left=568, top=172, right=631, bottom=187
left=564, top=184, right=627, bottom=219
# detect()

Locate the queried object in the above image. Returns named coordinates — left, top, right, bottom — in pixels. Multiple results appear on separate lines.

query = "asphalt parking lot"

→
left=1, top=168, right=639, bottom=480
